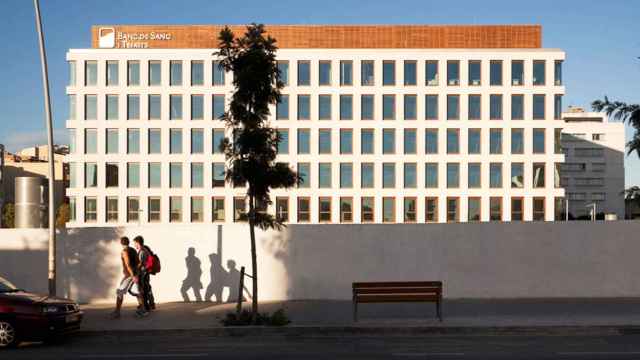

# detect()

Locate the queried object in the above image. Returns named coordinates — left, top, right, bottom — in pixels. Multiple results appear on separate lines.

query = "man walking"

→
left=111, top=237, right=145, bottom=319
left=133, top=236, right=154, bottom=313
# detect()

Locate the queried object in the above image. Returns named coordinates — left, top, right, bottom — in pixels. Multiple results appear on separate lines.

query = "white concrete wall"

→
left=2, top=221, right=640, bottom=304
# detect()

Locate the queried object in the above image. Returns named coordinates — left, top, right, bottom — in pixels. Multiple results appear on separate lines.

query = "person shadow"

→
left=180, top=247, right=203, bottom=302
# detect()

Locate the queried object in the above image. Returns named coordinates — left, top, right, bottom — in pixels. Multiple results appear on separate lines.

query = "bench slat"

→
left=353, top=281, right=442, bottom=288
left=356, top=294, right=440, bottom=303
left=354, top=287, right=441, bottom=295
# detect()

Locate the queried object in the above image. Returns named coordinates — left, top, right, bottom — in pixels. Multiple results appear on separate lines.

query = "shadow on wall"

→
left=181, top=225, right=251, bottom=303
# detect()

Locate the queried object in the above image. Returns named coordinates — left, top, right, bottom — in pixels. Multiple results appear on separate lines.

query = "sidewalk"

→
left=80, top=299, right=640, bottom=335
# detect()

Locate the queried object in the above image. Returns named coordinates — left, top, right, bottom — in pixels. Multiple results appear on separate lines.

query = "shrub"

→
left=221, top=308, right=291, bottom=327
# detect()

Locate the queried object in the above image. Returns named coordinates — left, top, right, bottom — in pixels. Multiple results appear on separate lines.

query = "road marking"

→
left=79, top=354, right=210, bottom=359
left=392, top=353, right=465, bottom=357
left=558, top=352, right=640, bottom=356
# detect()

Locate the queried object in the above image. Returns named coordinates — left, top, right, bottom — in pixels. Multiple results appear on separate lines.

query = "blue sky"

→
left=1, top=0, right=639, bottom=186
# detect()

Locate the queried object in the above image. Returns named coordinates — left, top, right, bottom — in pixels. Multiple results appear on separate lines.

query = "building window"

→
left=275, top=197, right=289, bottom=223
left=361, top=197, right=375, bottom=223
left=533, top=94, right=545, bottom=120
left=533, top=129, right=545, bottom=154
left=490, top=94, right=502, bottom=120
left=340, top=60, right=353, bottom=86
left=191, top=197, right=204, bottom=222
left=425, top=95, right=438, bottom=120
left=468, top=94, right=481, bottom=120
left=468, top=197, right=481, bottom=222
left=277, top=61, right=289, bottom=86
left=191, top=94, right=204, bottom=120
left=383, top=129, right=395, bottom=154
left=233, top=197, right=246, bottom=222
left=297, top=61, right=310, bottom=86
left=106, top=95, right=119, bottom=120
left=446, top=129, right=459, bottom=154
left=170, top=196, right=182, bottom=222
left=489, top=60, right=502, bottom=86
left=511, top=198, right=523, bottom=221
left=554, top=60, right=563, bottom=86
left=127, top=197, right=139, bottom=223
left=319, top=95, right=332, bottom=120
left=425, top=163, right=438, bottom=188
left=382, top=197, right=395, bottom=223
left=69, top=163, right=77, bottom=188
left=554, top=197, right=565, bottom=221
left=148, top=163, right=161, bottom=188
left=533, top=60, right=545, bottom=85
left=170, top=129, right=183, bottom=154
left=85, top=128, right=97, bottom=154
left=425, top=129, right=438, bottom=154
left=190, top=129, right=204, bottom=154
left=297, top=129, right=310, bottom=154
left=404, top=163, right=417, bottom=188
left=106, top=128, right=119, bottom=154
left=340, top=129, right=353, bottom=154
left=212, top=61, right=225, bottom=85
left=212, top=163, right=225, bottom=187
left=297, top=95, right=310, bottom=120
left=191, top=163, right=204, bottom=188
left=554, top=163, right=561, bottom=188
left=319, top=60, right=331, bottom=85
left=85, top=163, right=98, bottom=188
left=106, top=60, right=119, bottom=86
left=511, top=95, right=524, bottom=120
left=404, top=129, right=416, bottom=154
left=170, top=60, right=182, bottom=86
left=361, top=94, right=374, bottom=120
left=297, top=163, right=310, bottom=188
left=212, top=129, right=225, bottom=154
left=340, top=95, right=353, bottom=120
left=468, top=129, right=481, bottom=154
left=276, top=95, right=289, bottom=120
left=425, top=197, right=438, bottom=222
left=383, top=95, right=395, bottom=120
left=361, top=163, right=374, bottom=188
left=170, top=163, right=182, bottom=188
left=297, top=197, right=310, bottom=222
left=468, top=163, right=481, bottom=188
left=447, top=163, right=459, bottom=188
left=533, top=197, right=545, bottom=221
left=148, top=60, right=161, bottom=86
left=170, top=94, right=183, bottom=120
left=191, top=60, right=204, bottom=86
left=404, top=60, right=417, bottom=85
left=403, top=197, right=417, bottom=223
left=490, top=197, right=502, bottom=221
left=381, top=60, right=395, bottom=85
left=490, top=163, right=502, bottom=188
left=319, top=129, right=331, bottom=154
left=404, top=94, right=417, bottom=120
left=447, top=60, right=459, bottom=86
left=382, top=163, right=395, bottom=188
left=68, top=61, right=76, bottom=86
left=447, top=95, right=459, bottom=120
left=426, top=60, right=438, bottom=86
left=212, top=197, right=225, bottom=222
left=511, top=129, right=524, bottom=154
left=148, top=128, right=161, bottom=154
left=468, top=60, right=481, bottom=85
left=511, top=60, right=524, bottom=86
left=85, top=197, right=97, bottom=222
left=127, top=163, right=140, bottom=188
left=533, top=163, right=545, bottom=188
left=339, top=163, right=353, bottom=189
left=148, top=197, right=161, bottom=223
left=69, top=129, right=77, bottom=154
left=277, top=129, right=289, bottom=154
left=511, top=163, right=524, bottom=188
left=361, top=129, right=374, bottom=154
left=319, top=163, right=332, bottom=188
left=489, top=129, right=502, bottom=154
left=361, top=60, right=374, bottom=86
left=554, top=95, right=562, bottom=120
left=340, top=197, right=353, bottom=223
left=319, top=197, right=332, bottom=222
left=212, top=94, right=225, bottom=120
left=69, top=94, right=77, bottom=120
left=149, top=94, right=161, bottom=120
left=446, top=197, right=459, bottom=222
left=127, top=95, right=140, bottom=120
left=127, top=61, right=140, bottom=86
left=574, top=148, right=604, bottom=157
left=85, top=60, right=97, bottom=86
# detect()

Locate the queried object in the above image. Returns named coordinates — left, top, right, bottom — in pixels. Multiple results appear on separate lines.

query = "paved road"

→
left=6, top=332, right=640, bottom=359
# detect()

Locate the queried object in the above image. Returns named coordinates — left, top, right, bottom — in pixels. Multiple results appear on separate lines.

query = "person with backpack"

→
left=111, top=237, right=145, bottom=319
left=133, top=236, right=158, bottom=313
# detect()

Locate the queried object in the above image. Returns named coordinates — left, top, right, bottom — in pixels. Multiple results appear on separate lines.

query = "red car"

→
left=0, top=276, right=83, bottom=348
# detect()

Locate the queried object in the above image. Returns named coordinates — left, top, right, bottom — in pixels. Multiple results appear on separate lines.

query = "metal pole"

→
left=236, top=266, right=245, bottom=316
left=565, top=198, right=569, bottom=221
left=33, top=0, right=56, bottom=296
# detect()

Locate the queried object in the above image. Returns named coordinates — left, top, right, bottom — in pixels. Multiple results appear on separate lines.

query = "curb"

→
left=77, top=325, right=640, bottom=338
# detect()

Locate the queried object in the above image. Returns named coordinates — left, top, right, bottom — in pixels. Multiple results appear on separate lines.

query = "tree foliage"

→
left=592, top=96, right=640, bottom=156
left=55, top=203, right=70, bottom=228
left=2, top=203, right=15, bottom=228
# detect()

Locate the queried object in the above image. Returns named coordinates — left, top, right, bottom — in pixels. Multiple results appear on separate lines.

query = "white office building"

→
left=65, top=24, right=567, bottom=226
left=561, top=108, right=625, bottom=218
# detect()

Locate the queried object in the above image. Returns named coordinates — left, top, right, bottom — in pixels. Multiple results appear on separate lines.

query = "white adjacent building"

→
left=65, top=24, right=567, bottom=226
left=561, top=108, right=625, bottom=218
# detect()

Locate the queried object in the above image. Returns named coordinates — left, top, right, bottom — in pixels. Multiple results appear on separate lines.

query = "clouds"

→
left=0, top=128, right=68, bottom=153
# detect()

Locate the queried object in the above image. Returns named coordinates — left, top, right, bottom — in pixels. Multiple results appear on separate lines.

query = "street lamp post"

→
left=33, top=0, right=57, bottom=296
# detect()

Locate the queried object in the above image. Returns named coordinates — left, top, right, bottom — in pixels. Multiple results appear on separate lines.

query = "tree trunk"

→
left=248, top=194, right=259, bottom=323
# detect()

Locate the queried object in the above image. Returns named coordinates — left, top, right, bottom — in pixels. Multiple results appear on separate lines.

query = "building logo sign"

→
left=98, top=27, right=174, bottom=49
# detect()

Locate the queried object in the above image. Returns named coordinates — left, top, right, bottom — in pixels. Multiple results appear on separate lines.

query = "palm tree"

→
left=216, top=24, right=299, bottom=322
left=592, top=96, right=640, bottom=156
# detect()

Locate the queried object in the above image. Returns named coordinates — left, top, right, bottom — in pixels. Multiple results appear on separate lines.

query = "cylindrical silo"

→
left=14, top=177, right=48, bottom=228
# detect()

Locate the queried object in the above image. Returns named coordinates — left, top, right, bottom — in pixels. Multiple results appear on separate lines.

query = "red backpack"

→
left=144, top=246, right=161, bottom=275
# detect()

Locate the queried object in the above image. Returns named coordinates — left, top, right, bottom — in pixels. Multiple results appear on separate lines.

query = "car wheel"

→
left=0, top=320, right=17, bottom=348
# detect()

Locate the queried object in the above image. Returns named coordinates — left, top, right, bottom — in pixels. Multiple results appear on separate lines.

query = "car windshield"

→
left=0, top=276, right=19, bottom=293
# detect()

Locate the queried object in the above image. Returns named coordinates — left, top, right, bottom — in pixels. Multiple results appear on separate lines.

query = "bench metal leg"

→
left=353, top=300, right=358, bottom=322
left=436, top=300, right=443, bottom=322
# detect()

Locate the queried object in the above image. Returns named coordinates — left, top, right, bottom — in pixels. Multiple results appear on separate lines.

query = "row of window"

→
left=70, top=161, right=560, bottom=190
left=71, top=195, right=562, bottom=224
left=69, top=93, right=563, bottom=121
left=563, top=133, right=606, bottom=142
left=561, top=162, right=606, bottom=173
left=71, top=58, right=562, bottom=88
left=70, top=127, right=562, bottom=156
left=566, top=192, right=607, bottom=201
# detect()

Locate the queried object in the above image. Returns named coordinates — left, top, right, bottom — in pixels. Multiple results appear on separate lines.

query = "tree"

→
left=55, top=203, right=70, bottom=228
left=2, top=203, right=15, bottom=228
left=592, top=97, right=640, bottom=156
left=216, top=24, right=299, bottom=321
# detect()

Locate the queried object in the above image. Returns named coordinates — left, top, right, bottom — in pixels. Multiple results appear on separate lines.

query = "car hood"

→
left=0, top=290, right=75, bottom=305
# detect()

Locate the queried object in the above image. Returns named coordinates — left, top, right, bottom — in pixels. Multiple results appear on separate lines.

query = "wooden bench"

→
left=352, top=281, right=443, bottom=322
